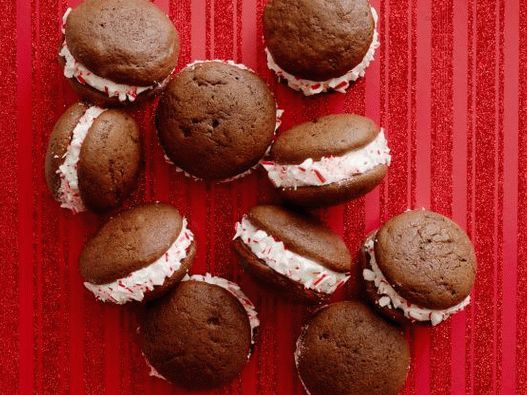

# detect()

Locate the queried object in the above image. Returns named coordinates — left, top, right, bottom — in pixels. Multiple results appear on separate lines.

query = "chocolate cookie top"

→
left=65, top=0, right=179, bottom=85
left=296, top=301, right=410, bottom=395
left=156, top=61, right=277, bottom=181
left=270, top=114, right=380, bottom=164
left=80, top=203, right=184, bottom=284
left=140, top=280, right=252, bottom=388
left=375, top=210, right=477, bottom=310
left=276, top=164, right=388, bottom=207
left=45, top=102, right=88, bottom=198
left=247, top=205, right=351, bottom=272
left=78, top=110, right=141, bottom=211
left=45, top=104, right=141, bottom=212
left=234, top=238, right=334, bottom=302
left=264, top=0, right=374, bottom=81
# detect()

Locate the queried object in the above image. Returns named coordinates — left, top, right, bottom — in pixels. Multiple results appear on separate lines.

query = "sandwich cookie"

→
left=264, top=0, right=379, bottom=95
left=156, top=60, right=282, bottom=182
left=79, top=203, right=195, bottom=304
left=233, top=205, right=351, bottom=302
left=262, top=114, right=390, bottom=207
left=45, top=102, right=141, bottom=213
left=361, top=210, right=477, bottom=326
left=295, top=301, right=410, bottom=395
left=140, top=274, right=259, bottom=388
left=59, top=0, right=179, bottom=106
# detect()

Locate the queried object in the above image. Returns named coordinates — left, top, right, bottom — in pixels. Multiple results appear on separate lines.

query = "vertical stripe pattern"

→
left=0, top=0, right=524, bottom=393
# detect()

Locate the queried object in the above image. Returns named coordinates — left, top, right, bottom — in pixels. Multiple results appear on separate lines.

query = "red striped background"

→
left=1, top=0, right=524, bottom=393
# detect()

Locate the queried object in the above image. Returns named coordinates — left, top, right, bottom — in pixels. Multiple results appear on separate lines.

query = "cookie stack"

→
left=43, top=0, right=477, bottom=393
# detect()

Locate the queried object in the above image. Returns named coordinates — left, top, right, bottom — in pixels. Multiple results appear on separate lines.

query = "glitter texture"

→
left=4, top=0, right=523, bottom=393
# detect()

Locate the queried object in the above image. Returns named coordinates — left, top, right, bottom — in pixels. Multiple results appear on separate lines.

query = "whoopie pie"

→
left=45, top=102, right=141, bottom=213
left=233, top=205, right=351, bottom=302
left=156, top=60, right=282, bottom=182
left=262, top=114, right=390, bottom=207
left=79, top=203, right=195, bottom=304
left=59, top=0, right=179, bottom=106
left=140, top=274, right=259, bottom=388
left=361, top=210, right=477, bottom=326
left=295, top=301, right=410, bottom=395
left=264, top=0, right=379, bottom=95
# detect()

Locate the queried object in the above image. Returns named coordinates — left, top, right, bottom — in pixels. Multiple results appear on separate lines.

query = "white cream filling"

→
left=84, top=218, right=194, bottom=304
left=234, top=217, right=349, bottom=294
left=262, top=128, right=390, bottom=189
left=61, top=7, right=71, bottom=33
left=144, top=356, right=167, bottom=381
left=162, top=60, right=284, bottom=183
left=362, top=235, right=471, bottom=326
left=60, top=8, right=172, bottom=102
left=56, top=106, right=106, bottom=213
left=265, top=7, right=380, bottom=96
left=294, top=325, right=312, bottom=395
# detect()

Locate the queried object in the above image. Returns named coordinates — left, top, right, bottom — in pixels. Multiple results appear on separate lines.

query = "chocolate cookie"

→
left=156, top=61, right=281, bottom=182
left=233, top=205, right=351, bottom=302
left=264, top=0, right=380, bottom=95
left=79, top=203, right=195, bottom=304
left=140, top=274, right=259, bottom=388
left=262, top=114, right=390, bottom=207
left=45, top=102, right=141, bottom=213
left=59, top=0, right=179, bottom=106
left=295, top=301, right=410, bottom=395
left=361, top=210, right=477, bottom=326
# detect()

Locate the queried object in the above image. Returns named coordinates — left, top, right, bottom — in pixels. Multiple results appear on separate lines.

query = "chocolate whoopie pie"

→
left=264, top=0, right=380, bottom=95
left=140, top=274, right=259, bottom=388
left=295, top=301, right=410, bottom=395
left=361, top=210, right=477, bottom=326
left=45, top=102, right=141, bottom=213
left=156, top=61, right=282, bottom=182
left=79, top=203, right=195, bottom=304
left=233, top=205, right=351, bottom=302
left=59, top=0, right=179, bottom=106
left=262, top=114, right=390, bottom=207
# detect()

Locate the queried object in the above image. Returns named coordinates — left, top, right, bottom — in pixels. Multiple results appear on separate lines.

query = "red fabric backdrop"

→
left=1, top=0, right=525, bottom=393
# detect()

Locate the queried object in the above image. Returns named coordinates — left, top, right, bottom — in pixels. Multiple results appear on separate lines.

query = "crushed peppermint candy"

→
left=262, top=128, right=390, bottom=189
left=56, top=106, right=106, bottom=213
left=234, top=216, right=349, bottom=295
left=362, top=234, right=471, bottom=326
left=59, top=8, right=173, bottom=102
left=84, top=218, right=194, bottom=304
left=265, top=7, right=380, bottom=96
